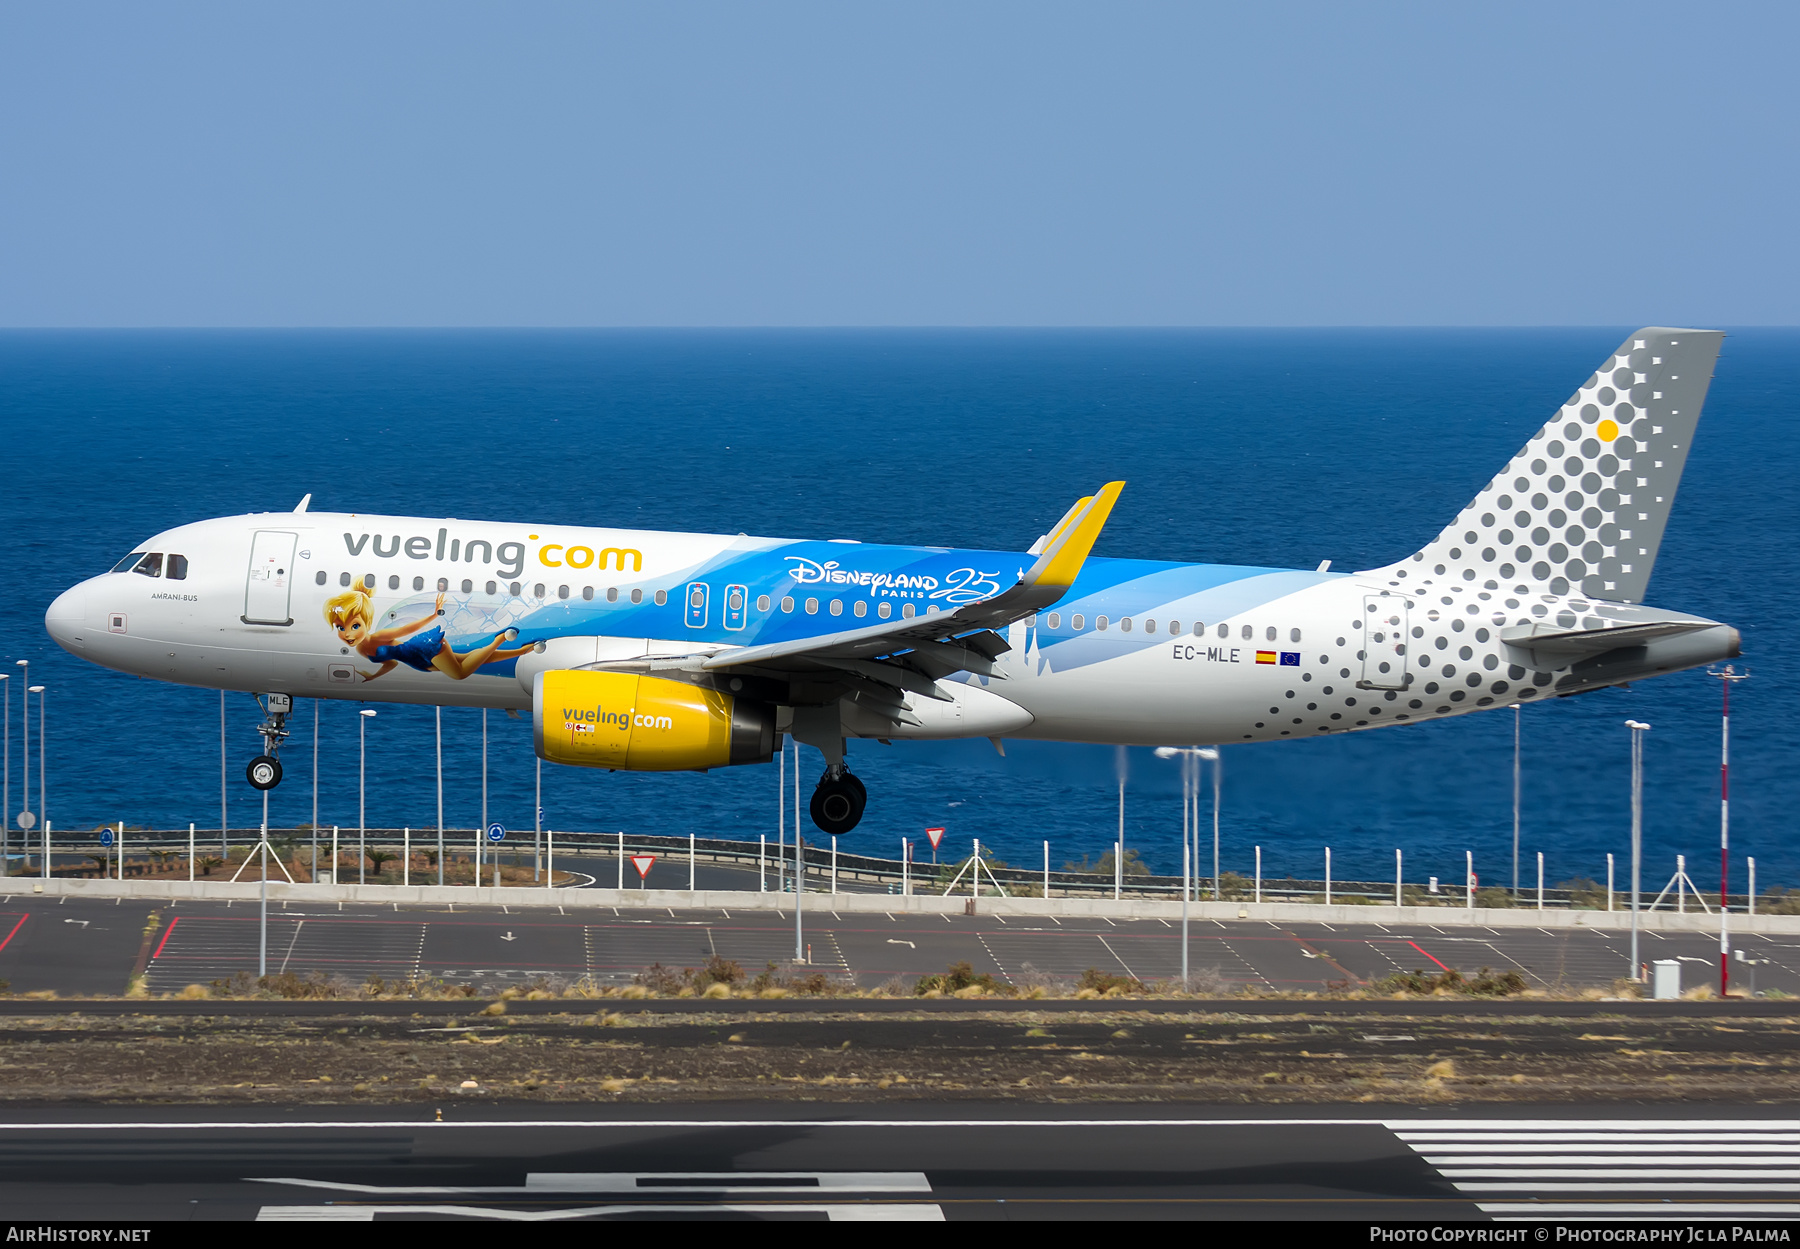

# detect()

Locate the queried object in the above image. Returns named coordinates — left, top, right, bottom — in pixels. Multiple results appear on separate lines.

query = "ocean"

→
left=0, top=328, right=1791, bottom=891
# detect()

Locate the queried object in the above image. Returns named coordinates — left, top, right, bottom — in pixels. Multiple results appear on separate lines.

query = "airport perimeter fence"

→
left=0, top=823, right=1768, bottom=914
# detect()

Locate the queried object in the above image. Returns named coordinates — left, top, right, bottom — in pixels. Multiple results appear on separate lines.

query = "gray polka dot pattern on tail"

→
left=1363, top=328, right=1724, bottom=605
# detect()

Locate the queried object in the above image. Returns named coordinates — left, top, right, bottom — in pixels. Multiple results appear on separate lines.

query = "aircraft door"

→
left=243, top=530, right=298, bottom=625
left=1359, top=593, right=1410, bottom=690
left=722, top=583, right=748, bottom=631
left=683, top=581, right=709, bottom=629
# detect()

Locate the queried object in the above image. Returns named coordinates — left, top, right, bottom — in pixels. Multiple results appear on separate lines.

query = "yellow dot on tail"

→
left=1596, top=419, right=1619, bottom=441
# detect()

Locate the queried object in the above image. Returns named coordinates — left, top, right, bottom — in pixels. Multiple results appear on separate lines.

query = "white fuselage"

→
left=46, top=510, right=1739, bottom=750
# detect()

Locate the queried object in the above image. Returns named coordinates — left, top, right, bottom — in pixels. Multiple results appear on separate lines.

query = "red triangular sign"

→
left=925, top=827, right=945, bottom=850
left=630, top=854, right=657, bottom=880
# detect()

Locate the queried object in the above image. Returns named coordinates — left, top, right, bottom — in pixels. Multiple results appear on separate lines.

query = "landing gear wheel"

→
left=810, top=770, right=866, bottom=836
left=246, top=755, right=283, bottom=791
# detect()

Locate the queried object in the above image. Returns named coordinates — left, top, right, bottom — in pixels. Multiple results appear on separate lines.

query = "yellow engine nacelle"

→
left=532, top=669, right=776, bottom=772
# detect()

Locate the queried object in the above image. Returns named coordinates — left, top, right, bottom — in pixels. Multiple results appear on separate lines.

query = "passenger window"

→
left=757, top=595, right=771, bottom=612
left=902, top=603, right=916, bottom=619
left=315, top=571, right=327, bottom=586
left=1266, top=626, right=1277, bottom=641
left=1144, top=619, right=1156, bottom=634
left=1046, top=612, right=1060, bottom=629
left=878, top=602, right=891, bottom=619
left=1096, top=616, right=1109, bottom=631
left=487, top=581, right=498, bottom=596
left=1217, top=623, right=1229, bottom=638
left=630, top=588, right=642, bottom=604
left=413, top=577, right=425, bottom=591
left=1071, top=614, right=1085, bottom=630
left=536, top=583, right=548, bottom=599
left=804, top=598, right=819, bottom=615
left=829, top=600, right=843, bottom=616
left=112, top=551, right=147, bottom=574
left=1120, top=618, right=1132, bottom=633
left=606, top=587, right=619, bottom=602
left=166, top=554, right=189, bottom=580
left=1290, top=627, right=1302, bottom=642
left=341, top=572, right=353, bottom=587
left=510, top=582, right=521, bottom=596
left=853, top=600, right=867, bottom=617
left=461, top=579, right=473, bottom=594
left=653, top=589, right=667, bottom=606
left=363, top=574, right=375, bottom=589
left=582, top=586, right=593, bottom=601
left=388, top=575, right=400, bottom=590
left=438, top=578, right=449, bottom=592
left=781, top=596, right=794, bottom=613
left=132, top=553, right=163, bottom=578
left=1241, top=624, right=1252, bottom=640
left=558, top=585, right=569, bottom=600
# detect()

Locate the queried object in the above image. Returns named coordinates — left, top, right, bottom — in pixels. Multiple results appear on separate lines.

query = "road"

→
left=0, top=1107, right=1795, bottom=1221
left=0, top=892, right=1789, bottom=997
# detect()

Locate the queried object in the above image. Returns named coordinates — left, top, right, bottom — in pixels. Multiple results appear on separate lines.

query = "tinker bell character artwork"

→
left=324, top=585, right=535, bottom=682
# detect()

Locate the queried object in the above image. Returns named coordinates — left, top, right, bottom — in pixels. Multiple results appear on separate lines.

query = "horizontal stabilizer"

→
left=1499, top=619, right=1710, bottom=662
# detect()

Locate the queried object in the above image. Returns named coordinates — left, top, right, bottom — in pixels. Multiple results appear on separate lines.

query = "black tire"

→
left=246, top=755, right=283, bottom=791
left=809, top=771, right=866, bottom=836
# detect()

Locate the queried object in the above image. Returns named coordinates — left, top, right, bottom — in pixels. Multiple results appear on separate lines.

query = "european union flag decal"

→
left=1279, top=651, right=1300, bottom=666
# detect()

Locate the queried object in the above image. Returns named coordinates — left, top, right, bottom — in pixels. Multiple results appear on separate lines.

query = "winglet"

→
left=1026, top=494, right=1093, bottom=557
left=294, top=493, right=312, bottom=514
left=1022, top=481, right=1124, bottom=590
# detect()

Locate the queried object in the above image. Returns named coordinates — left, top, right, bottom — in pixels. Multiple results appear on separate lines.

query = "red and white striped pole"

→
left=1713, top=664, right=1749, bottom=998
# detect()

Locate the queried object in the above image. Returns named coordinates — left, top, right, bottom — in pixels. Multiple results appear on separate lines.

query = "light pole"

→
left=480, top=708, right=488, bottom=887
left=1711, top=665, right=1749, bottom=997
left=435, top=706, right=444, bottom=886
left=1626, top=719, right=1651, bottom=981
left=14, top=661, right=30, bottom=843
left=219, top=688, right=227, bottom=858
left=1155, top=745, right=1219, bottom=989
left=2, top=671, right=9, bottom=878
left=1512, top=703, right=1522, bottom=898
left=358, top=709, right=376, bottom=885
left=1202, top=747, right=1221, bottom=900
left=311, top=699, right=320, bottom=880
left=30, top=686, right=44, bottom=876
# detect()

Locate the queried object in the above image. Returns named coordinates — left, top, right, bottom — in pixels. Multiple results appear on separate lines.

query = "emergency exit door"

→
left=243, top=530, right=298, bottom=625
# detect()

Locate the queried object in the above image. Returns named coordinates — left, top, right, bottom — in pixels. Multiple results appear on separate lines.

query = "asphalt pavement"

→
left=0, top=892, right=1791, bottom=997
left=0, top=1106, right=1797, bottom=1221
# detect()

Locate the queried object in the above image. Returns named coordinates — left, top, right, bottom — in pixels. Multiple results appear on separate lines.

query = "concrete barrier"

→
left=6, top=875, right=1794, bottom=935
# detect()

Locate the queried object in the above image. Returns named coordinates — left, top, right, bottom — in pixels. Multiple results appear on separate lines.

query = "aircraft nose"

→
left=45, top=585, right=87, bottom=652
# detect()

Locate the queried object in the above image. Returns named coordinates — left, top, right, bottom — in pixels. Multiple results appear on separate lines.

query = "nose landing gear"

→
left=245, top=692, right=293, bottom=791
left=810, top=766, right=866, bottom=836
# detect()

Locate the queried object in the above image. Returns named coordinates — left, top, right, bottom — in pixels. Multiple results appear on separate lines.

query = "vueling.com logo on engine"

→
left=564, top=705, right=673, bottom=731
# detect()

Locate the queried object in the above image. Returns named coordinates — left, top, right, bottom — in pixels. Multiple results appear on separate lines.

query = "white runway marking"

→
left=1393, top=1120, right=1800, bottom=1218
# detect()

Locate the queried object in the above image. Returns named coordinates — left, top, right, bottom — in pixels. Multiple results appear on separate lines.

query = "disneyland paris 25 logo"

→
left=784, top=557, right=1003, bottom=603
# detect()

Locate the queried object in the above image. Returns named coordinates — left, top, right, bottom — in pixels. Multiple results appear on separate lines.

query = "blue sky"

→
left=2, top=2, right=1794, bottom=326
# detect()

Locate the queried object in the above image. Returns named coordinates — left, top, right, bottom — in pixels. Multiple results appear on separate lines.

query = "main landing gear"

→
left=810, top=766, right=867, bottom=836
left=245, top=692, right=293, bottom=791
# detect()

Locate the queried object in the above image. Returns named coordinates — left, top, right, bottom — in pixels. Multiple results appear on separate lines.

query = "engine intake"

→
left=533, top=670, right=776, bottom=772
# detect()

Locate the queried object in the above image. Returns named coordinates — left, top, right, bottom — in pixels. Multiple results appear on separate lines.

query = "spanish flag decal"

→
left=1255, top=650, right=1277, bottom=664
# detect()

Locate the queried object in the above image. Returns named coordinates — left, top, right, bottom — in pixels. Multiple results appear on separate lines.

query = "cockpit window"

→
left=131, top=553, right=163, bottom=578
left=112, top=552, right=147, bottom=574
left=166, top=554, right=189, bottom=580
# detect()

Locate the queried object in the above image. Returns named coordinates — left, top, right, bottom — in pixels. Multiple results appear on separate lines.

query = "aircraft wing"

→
left=600, top=482, right=1124, bottom=717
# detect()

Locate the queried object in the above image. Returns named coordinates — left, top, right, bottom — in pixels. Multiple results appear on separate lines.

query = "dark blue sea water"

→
left=0, top=329, right=1792, bottom=890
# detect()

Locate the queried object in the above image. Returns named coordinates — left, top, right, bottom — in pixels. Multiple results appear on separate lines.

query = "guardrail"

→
left=9, top=826, right=1753, bottom=914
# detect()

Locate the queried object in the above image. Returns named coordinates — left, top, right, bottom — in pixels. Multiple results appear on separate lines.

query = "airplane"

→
left=45, top=327, right=1739, bottom=836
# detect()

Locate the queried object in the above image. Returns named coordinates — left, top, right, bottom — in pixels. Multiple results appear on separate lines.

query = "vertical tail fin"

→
left=1364, top=328, right=1724, bottom=604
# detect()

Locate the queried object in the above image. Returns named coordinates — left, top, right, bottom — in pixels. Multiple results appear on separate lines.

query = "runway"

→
left=0, top=892, right=1789, bottom=997
left=3, top=1108, right=1800, bottom=1221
